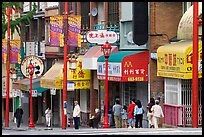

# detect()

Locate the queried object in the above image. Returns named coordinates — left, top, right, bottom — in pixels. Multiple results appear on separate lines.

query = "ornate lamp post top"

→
left=27, top=63, right=34, bottom=76
left=102, top=42, right=112, bottom=58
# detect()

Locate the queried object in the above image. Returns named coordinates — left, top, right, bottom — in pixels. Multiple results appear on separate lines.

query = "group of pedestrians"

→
left=109, top=97, right=164, bottom=129
left=13, top=98, right=163, bottom=129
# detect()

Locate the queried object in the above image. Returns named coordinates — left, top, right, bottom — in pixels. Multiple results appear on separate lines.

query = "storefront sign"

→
left=74, top=80, right=90, bottom=89
left=157, top=41, right=202, bottom=79
left=68, top=58, right=91, bottom=81
left=86, top=30, right=118, bottom=45
left=21, top=55, right=44, bottom=79
left=97, top=51, right=149, bottom=82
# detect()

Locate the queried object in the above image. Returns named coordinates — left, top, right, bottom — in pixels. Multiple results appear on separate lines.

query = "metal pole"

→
left=62, top=2, right=68, bottom=129
left=5, top=6, right=12, bottom=128
left=28, top=73, right=35, bottom=128
left=103, top=58, right=110, bottom=128
left=50, top=93, right=52, bottom=128
left=192, top=2, right=198, bottom=128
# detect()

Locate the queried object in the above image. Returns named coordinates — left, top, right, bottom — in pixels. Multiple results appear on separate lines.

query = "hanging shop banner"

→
left=2, top=39, right=21, bottom=64
left=68, top=15, right=81, bottom=47
left=21, top=55, right=44, bottom=79
left=157, top=41, right=202, bottom=79
left=50, top=15, right=81, bottom=47
left=50, top=15, right=64, bottom=47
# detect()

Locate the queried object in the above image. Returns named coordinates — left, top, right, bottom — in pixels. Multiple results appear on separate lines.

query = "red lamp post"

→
left=28, top=63, right=35, bottom=128
left=101, top=42, right=112, bottom=128
left=62, top=2, right=68, bottom=129
left=5, top=6, right=12, bottom=128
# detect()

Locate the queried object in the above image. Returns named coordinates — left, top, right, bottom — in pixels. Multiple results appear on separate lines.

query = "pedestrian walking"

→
left=121, top=105, right=128, bottom=128
left=112, top=100, right=122, bottom=128
left=151, top=100, right=164, bottom=128
left=147, top=97, right=155, bottom=128
left=134, top=100, right=144, bottom=128
left=89, top=108, right=101, bottom=128
left=127, top=98, right=136, bottom=128
left=45, top=107, right=52, bottom=127
left=14, top=106, right=23, bottom=128
left=73, top=101, right=80, bottom=129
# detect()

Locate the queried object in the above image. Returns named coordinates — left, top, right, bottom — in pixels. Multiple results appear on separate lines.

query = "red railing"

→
left=163, top=104, right=186, bottom=127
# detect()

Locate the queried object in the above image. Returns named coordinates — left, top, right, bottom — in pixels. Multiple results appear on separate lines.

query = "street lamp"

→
left=5, top=6, right=12, bottom=128
left=101, top=42, right=112, bottom=128
left=28, top=63, right=35, bottom=128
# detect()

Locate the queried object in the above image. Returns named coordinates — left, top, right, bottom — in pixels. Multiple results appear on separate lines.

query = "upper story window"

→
left=23, top=2, right=30, bottom=12
left=81, top=2, right=90, bottom=29
left=39, top=2, right=45, bottom=11
left=47, top=2, right=59, bottom=8
left=108, top=2, right=119, bottom=26
left=31, top=2, right=38, bottom=10
left=183, top=2, right=193, bottom=14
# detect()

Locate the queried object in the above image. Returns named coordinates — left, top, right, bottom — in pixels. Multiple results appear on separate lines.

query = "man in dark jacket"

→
left=89, top=108, right=101, bottom=128
left=14, top=106, right=23, bottom=128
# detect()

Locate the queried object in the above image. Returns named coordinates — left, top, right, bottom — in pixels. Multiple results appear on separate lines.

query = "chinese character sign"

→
left=2, top=39, right=21, bottom=64
left=50, top=16, right=64, bottom=47
left=68, top=16, right=81, bottom=47
left=86, top=30, right=118, bottom=45
left=68, top=57, right=90, bottom=81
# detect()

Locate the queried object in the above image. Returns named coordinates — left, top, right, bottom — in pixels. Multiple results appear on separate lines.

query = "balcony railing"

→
left=163, top=104, right=186, bottom=127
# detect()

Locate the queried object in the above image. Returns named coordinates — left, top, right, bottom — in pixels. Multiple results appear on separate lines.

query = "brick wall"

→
left=149, top=2, right=183, bottom=105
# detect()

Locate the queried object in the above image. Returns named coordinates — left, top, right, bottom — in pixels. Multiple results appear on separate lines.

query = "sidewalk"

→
left=2, top=121, right=90, bottom=131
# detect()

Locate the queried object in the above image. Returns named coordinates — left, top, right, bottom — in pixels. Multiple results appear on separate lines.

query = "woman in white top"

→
left=73, top=101, right=80, bottom=129
left=151, top=100, right=164, bottom=128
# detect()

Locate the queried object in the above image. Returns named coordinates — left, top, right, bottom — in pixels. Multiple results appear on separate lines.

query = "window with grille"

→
left=165, top=78, right=181, bottom=105
left=81, top=2, right=90, bottom=29
left=108, top=2, right=119, bottom=26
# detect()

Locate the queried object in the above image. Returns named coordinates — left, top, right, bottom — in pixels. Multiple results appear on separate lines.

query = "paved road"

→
left=2, top=127, right=202, bottom=135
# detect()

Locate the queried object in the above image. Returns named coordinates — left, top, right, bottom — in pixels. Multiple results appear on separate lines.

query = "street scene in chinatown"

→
left=2, top=2, right=202, bottom=135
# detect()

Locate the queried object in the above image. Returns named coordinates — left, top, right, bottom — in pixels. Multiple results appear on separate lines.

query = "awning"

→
left=13, top=77, right=42, bottom=91
left=40, top=57, right=91, bottom=89
left=82, top=46, right=118, bottom=70
left=177, top=2, right=202, bottom=40
left=157, top=40, right=202, bottom=79
left=32, top=87, right=48, bottom=93
left=40, top=61, right=63, bottom=89
left=97, top=50, right=149, bottom=82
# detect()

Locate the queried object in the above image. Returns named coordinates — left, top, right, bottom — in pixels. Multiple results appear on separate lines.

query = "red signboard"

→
left=121, top=51, right=149, bottom=81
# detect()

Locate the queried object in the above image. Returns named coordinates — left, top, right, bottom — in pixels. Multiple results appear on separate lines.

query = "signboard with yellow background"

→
left=157, top=41, right=202, bottom=79
left=58, top=56, right=90, bottom=89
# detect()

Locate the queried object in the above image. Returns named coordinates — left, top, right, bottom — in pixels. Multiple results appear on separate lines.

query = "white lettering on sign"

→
left=86, top=30, right=118, bottom=44
left=123, top=68, right=146, bottom=75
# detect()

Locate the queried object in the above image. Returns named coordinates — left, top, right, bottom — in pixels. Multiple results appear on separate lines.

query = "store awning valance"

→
left=82, top=46, right=118, bottom=70
left=33, top=87, right=49, bottom=93
left=13, top=77, right=42, bottom=91
left=97, top=50, right=149, bottom=82
left=40, top=61, right=63, bottom=89
left=157, top=40, right=202, bottom=79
